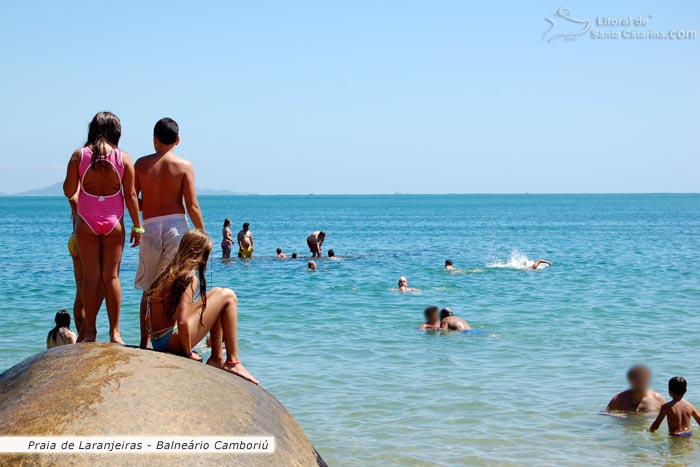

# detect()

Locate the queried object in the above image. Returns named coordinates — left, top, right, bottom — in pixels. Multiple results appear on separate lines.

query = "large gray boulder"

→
left=0, top=343, right=328, bottom=467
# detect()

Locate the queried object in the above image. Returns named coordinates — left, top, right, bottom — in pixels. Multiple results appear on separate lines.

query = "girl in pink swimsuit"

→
left=63, top=112, right=142, bottom=343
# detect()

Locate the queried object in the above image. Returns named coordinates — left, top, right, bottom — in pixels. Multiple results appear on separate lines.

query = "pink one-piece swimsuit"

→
left=77, top=147, right=125, bottom=235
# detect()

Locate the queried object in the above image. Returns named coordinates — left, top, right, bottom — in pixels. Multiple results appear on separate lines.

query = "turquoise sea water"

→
left=1, top=194, right=699, bottom=466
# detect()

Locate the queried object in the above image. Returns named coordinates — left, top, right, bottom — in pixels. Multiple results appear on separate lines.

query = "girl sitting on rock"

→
left=146, top=229, right=258, bottom=385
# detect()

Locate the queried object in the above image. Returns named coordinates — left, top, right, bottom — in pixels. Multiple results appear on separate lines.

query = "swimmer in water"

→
left=650, top=377, right=700, bottom=437
left=445, top=259, right=455, bottom=270
left=291, top=252, right=298, bottom=259
left=530, top=259, right=552, bottom=270
left=419, top=306, right=441, bottom=330
left=308, top=261, right=317, bottom=270
left=605, top=365, right=666, bottom=415
left=397, top=277, right=419, bottom=293
left=276, top=248, right=287, bottom=259
left=440, top=308, right=470, bottom=331
left=328, top=249, right=336, bottom=259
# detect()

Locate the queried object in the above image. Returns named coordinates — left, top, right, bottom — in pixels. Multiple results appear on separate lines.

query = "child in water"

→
left=145, top=229, right=258, bottom=384
left=650, top=377, right=700, bottom=437
left=47, top=310, right=77, bottom=349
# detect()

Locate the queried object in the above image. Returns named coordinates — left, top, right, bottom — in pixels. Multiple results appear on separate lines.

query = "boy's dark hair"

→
left=424, top=306, right=439, bottom=317
left=445, top=259, right=453, bottom=266
left=243, top=222, right=250, bottom=229
left=669, top=377, right=687, bottom=396
left=276, top=248, right=282, bottom=254
left=328, top=249, right=335, bottom=257
left=291, top=252, right=298, bottom=259
left=154, top=118, right=179, bottom=145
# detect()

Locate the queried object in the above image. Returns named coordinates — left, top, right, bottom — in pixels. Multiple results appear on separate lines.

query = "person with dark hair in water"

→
left=307, top=231, right=326, bottom=258
left=47, top=310, right=77, bottom=349
left=605, top=365, right=665, bottom=414
left=651, top=377, right=700, bottom=436
left=276, top=248, right=287, bottom=259
left=419, top=306, right=441, bottom=330
left=237, top=222, right=254, bottom=258
left=222, top=219, right=234, bottom=258
left=440, top=308, right=470, bottom=331
left=63, top=112, right=142, bottom=344
left=291, top=252, right=298, bottom=259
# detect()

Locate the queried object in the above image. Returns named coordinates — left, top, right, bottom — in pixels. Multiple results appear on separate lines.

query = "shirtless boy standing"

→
left=134, top=118, right=204, bottom=349
left=650, top=377, right=700, bottom=437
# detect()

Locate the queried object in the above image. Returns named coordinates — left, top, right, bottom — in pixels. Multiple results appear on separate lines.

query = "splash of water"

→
left=486, top=250, right=544, bottom=270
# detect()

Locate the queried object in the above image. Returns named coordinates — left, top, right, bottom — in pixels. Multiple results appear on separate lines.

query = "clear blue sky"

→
left=0, top=1, right=697, bottom=194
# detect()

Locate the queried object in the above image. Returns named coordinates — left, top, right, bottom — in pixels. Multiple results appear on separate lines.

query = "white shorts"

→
left=134, top=214, right=190, bottom=291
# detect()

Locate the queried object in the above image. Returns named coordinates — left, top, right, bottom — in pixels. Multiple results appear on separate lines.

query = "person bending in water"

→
left=47, top=310, right=77, bottom=349
left=650, top=377, right=700, bottom=437
left=419, top=306, right=441, bottom=330
left=605, top=365, right=666, bottom=414
left=307, top=231, right=326, bottom=258
left=237, top=222, right=254, bottom=258
left=146, top=229, right=258, bottom=384
left=276, top=248, right=287, bottom=259
left=440, top=308, right=471, bottom=331
left=531, top=259, right=552, bottom=270
left=397, top=277, right=419, bottom=293
left=221, top=218, right=234, bottom=258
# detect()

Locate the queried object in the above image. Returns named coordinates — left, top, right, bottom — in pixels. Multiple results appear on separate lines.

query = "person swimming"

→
left=276, top=248, right=287, bottom=259
left=328, top=249, right=336, bottom=259
left=530, top=259, right=552, bottom=270
left=440, top=308, right=470, bottom=331
left=419, top=306, right=441, bottom=330
left=397, top=277, right=419, bottom=293
left=308, top=261, right=317, bottom=270
left=47, top=310, right=77, bottom=349
left=291, top=252, right=298, bottom=259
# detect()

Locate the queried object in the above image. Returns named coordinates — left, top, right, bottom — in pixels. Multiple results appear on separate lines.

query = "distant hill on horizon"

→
left=2, top=182, right=250, bottom=197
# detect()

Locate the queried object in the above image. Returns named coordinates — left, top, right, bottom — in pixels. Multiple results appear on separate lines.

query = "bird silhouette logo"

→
left=542, top=8, right=591, bottom=43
